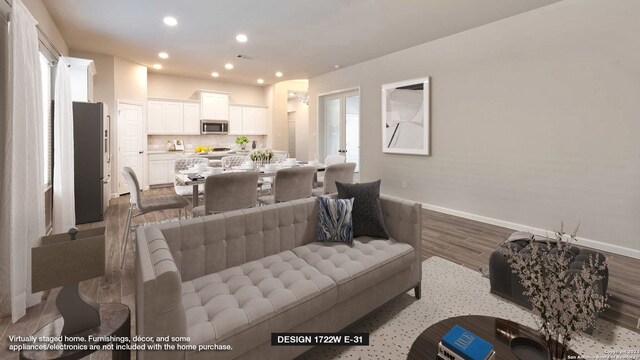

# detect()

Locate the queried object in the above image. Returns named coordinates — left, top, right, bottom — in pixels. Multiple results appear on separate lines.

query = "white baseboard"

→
left=421, top=202, right=640, bottom=260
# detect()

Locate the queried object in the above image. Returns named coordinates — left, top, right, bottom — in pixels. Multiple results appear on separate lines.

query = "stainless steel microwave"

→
left=200, top=120, right=229, bottom=135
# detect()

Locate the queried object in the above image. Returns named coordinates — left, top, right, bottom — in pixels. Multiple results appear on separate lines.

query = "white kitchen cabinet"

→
left=148, top=158, right=169, bottom=185
left=241, top=107, right=255, bottom=134
left=229, top=106, right=243, bottom=135
left=147, top=99, right=200, bottom=135
left=148, top=153, right=178, bottom=185
left=165, top=102, right=184, bottom=134
left=183, top=103, right=201, bottom=135
left=147, top=100, right=166, bottom=134
left=200, top=92, right=229, bottom=120
left=228, top=105, right=268, bottom=135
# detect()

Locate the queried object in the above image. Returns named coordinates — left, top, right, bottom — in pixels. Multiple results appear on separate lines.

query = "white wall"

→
left=267, top=80, right=308, bottom=153
left=309, top=0, right=640, bottom=257
left=22, top=0, right=68, bottom=55
left=114, top=57, right=147, bottom=103
left=147, top=72, right=265, bottom=105
left=70, top=50, right=115, bottom=113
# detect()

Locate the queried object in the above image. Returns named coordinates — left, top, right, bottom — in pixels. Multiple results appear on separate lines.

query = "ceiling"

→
left=43, top=0, right=561, bottom=86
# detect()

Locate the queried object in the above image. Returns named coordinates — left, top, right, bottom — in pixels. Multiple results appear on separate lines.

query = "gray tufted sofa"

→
left=135, top=195, right=422, bottom=360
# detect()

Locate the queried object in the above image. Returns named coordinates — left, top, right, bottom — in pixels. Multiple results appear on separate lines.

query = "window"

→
left=39, top=49, right=55, bottom=233
left=39, top=52, right=53, bottom=186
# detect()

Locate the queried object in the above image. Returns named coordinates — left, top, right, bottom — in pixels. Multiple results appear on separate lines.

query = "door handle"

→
left=139, top=151, right=144, bottom=154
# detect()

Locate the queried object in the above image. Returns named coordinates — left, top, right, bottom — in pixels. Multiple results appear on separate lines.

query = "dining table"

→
left=175, top=162, right=326, bottom=215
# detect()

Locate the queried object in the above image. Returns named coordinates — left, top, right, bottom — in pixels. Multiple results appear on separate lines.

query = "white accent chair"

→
left=221, top=155, right=250, bottom=170
left=174, top=157, right=208, bottom=196
left=324, top=154, right=346, bottom=166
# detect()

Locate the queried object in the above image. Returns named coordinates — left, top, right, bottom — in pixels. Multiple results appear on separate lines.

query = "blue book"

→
left=441, top=325, right=494, bottom=360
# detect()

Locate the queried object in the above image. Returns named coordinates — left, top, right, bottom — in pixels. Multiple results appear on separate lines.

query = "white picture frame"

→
left=173, top=139, right=184, bottom=151
left=381, top=76, right=430, bottom=155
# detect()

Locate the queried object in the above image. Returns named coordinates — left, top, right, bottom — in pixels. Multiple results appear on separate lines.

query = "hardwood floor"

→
left=420, top=208, right=640, bottom=331
left=1, top=188, right=638, bottom=359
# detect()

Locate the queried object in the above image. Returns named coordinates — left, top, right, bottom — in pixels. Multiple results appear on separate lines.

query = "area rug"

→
left=298, top=256, right=640, bottom=359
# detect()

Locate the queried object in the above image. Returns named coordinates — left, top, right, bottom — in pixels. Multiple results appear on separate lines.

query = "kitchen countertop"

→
left=147, top=150, right=185, bottom=154
left=147, top=150, right=253, bottom=157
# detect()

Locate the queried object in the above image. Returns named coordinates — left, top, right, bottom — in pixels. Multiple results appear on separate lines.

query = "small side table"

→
left=20, top=303, right=130, bottom=360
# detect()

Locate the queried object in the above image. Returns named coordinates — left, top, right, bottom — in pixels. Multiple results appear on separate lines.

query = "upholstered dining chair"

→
left=316, top=154, right=347, bottom=188
left=258, top=167, right=316, bottom=205
left=193, top=171, right=260, bottom=217
left=312, top=162, right=357, bottom=196
left=120, top=167, right=189, bottom=268
left=221, top=155, right=249, bottom=170
left=174, top=157, right=208, bottom=196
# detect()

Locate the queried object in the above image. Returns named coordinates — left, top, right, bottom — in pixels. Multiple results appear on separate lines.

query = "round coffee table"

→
left=407, top=315, right=579, bottom=360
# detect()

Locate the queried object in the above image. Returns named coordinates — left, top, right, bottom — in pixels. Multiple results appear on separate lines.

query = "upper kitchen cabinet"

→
left=229, top=106, right=243, bottom=135
left=200, top=91, right=230, bottom=120
left=183, top=103, right=201, bottom=135
left=148, top=100, right=167, bottom=134
left=229, top=105, right=268, bottom=135
left=165, top=102, right=184, bottom=134
left=147, top=99, right=199, bottom=135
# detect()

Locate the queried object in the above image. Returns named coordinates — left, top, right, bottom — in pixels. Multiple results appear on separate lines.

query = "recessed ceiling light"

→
left=211, top=72, right=219, bottom=77
left=163, top=16, right=178, bottom=27
left=334, top=64, right=341, bottom=69
left=257, top=79, right=264, bottom=84
left=236, top=34, right=248, bottom=43
left=158, top=52, right=169, bottom=59
left=225, top=63, right=234, bottom=70
left=275, top=71, right=283, bottom=77
left=153, top=64, right=162, bottom=70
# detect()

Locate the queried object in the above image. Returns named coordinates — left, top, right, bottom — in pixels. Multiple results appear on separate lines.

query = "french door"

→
left=321, top=90, right=360, bottom=172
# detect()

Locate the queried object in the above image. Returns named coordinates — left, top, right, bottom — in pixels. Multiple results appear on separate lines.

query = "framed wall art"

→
left=382, top=76, right=430, bottom=155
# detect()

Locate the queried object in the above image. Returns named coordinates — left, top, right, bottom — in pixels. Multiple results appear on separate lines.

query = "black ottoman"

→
left=489, top=233, right=609, bottom=311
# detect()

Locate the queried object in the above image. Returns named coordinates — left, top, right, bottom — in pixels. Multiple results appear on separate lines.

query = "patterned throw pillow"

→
left=317, top=197, right=354, bottom=245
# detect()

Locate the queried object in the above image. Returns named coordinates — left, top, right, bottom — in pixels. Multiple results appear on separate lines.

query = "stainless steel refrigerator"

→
left=72, top=101, right=110, bottom=224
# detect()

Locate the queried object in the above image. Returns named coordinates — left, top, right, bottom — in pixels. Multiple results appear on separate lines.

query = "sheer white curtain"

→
left=52, top=58, right=75, bottom=232
left=0, top=0, right=45, bottom=322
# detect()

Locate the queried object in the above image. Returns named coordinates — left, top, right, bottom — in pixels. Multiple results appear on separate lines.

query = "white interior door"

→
left=117, top=101, right=145, bottom=194
left=321, top=90, right=360, bottom=172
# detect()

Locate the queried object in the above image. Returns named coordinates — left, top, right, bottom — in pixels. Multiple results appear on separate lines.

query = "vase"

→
left=547, top=340, right=568, bottom=360
left=241, top=143, right=246, bottom=150
left=252, top=140, right=257, bottom=149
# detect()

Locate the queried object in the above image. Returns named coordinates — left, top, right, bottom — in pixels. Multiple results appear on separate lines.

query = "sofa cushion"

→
left=293, top=237, right=414, bottom=302
left=181, top=250, right=336, bottom=347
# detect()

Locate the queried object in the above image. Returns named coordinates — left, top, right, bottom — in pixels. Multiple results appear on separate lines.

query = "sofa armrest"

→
left=380, top=195, right=422, bottom=281
left=135, top=226, right=187, bottom=341
left=380, top=195, right=421, bottom=246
